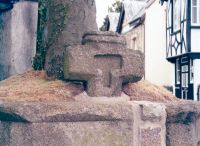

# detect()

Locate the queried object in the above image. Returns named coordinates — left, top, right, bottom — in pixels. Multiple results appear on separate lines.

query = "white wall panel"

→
left=191, top=29, right=200, bottom=52
left=145, top=0, right=173, bottom=86
left=193, top=59, right=200, bottom=101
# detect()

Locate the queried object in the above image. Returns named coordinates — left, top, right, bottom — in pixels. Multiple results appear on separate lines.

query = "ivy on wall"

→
left=33, top=0, right=68, bottom=70
left=32, top=0, right=47, bottom=70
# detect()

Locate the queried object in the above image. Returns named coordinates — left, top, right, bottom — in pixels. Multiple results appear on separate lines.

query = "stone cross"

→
left=64, top=31, right=144, bottom=97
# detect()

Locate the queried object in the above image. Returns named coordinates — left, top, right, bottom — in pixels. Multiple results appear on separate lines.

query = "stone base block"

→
left=166, top=102, right=200, bottom=146
left=0, top=100, right=166, bottom=146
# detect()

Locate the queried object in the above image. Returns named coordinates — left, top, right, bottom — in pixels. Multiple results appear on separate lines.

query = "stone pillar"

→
left=166, top=102, right=200, bottom=146
left=43, top=0, right=98, bottom=79
left=0, top=0, right=38, bottom=80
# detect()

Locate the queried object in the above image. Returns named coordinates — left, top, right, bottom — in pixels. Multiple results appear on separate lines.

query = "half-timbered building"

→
left=161, top=0, right=200, bottom=100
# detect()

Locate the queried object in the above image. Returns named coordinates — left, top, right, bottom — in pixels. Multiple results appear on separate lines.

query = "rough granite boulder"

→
left=44, top=0, right=97, bottom=79
left=64, top=31, right=144, bottom=97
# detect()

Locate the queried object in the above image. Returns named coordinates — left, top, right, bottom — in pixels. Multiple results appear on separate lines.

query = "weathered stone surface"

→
left=166, top=124, right=194, bottom=146
left=166, top=102, right=200, bottom=146
left=0, top=101, right=134, bottom=146
left=82, top=31, right=126, bottom=46
left=0, top=100, right=169, bottom=146
left=0, top=101, right=133, bottom=123
left=44, top=0, right=97, bottom=79
left=0, top=0, right=38, bottom=81
left=141, top=127, right=162, bottom=146
left=139, top=102, right=166, bottom=122
left=0, top=122, right=132, bottom=146
left=166, top=102, right=200, bottom=124
left=131, top=101, right=166, bottom=146
left=64, top=31, right=144, bottom=97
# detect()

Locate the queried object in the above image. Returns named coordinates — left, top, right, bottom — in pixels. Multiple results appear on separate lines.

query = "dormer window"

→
left=173, top=0, right=181, bottom=32
left=191, top=0, right=200, bottom=25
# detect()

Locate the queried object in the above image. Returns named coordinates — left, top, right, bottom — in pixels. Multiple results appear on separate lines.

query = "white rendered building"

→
left=115, top=0, right=173, bottom=90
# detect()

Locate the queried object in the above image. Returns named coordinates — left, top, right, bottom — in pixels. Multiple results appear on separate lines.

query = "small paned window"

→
left=182, top=89, right=188, bottom=99
left=176, top=59, right=180, bottom=84
left=181, top=0, right=186, bottom=20
left=173, top=0, right=181, bottom=32
left=182, top=65, right=188, bottom=88
left=190, top=59, right=194, bottom=83
left=198, top=85, right=200, bottom=101
left=191, top=0, right=200, bottom=25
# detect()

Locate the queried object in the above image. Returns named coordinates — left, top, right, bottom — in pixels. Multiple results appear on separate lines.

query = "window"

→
left=131, top=36, right=137, bottom=50
left=182, top=89, right=188, bottom=99
left=181, top=0, right=186, bottom=20
left=191, top=0, right=200, bottom=25
left=176, top=59, right=180, bottom=84
left=181, top=64, right=189, bottom=99
left=198, top=85, right=200, bottom=101
left=190, top=59, right=194, bottom=83
left=173, top=0, right=181, bottom=31
left=182, top=65, right=188, bottom=87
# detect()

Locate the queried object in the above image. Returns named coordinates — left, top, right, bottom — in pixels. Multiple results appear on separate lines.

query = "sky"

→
left=95, top=0, right=117, bottom=28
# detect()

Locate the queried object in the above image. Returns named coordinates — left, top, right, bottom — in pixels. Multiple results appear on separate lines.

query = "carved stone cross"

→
left=64, top=31, right=144, bottom=97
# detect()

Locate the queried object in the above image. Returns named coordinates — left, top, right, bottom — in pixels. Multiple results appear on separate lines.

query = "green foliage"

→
left=100, top=16, right=109, bottom=31
left=108, top=0, right=122, bottom=13
left=33, top=0, right=47, bottom=70
left=33, top=0, right=68, bottom=70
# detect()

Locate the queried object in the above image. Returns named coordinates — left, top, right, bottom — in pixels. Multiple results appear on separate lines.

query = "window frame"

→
left=181, top=65, right=189, bottom=88
left=190, top=59, right=194, bottom=83
left=191, top=0, right=200, bottom=26
left=131, top=35, right=137, bottom=50
left=172, top=0, right=181, bottom=32
left=176, top=59, right=181, bottom=84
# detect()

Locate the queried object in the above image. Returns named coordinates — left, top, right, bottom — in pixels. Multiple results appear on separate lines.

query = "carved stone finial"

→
left=64, top=31, right=144, bottom=97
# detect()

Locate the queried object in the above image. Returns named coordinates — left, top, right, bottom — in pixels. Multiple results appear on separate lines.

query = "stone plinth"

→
left=0, top=0, right=38, bottom=80
left=132, top=101, right=166, bottom=146
left=0, top=100, right=166, bottom=146
left=64, top=31, right=144, bottom=97
left=166, top=102, right=200, bottom=146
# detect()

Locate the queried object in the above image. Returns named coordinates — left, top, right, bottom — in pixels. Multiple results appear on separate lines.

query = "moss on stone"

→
left=33, top=0, right=68, bottom=70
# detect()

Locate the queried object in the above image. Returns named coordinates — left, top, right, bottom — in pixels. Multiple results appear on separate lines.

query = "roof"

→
left=146, top=0, right=156, bottom=8
left=121, top=9, right=145, bottom=34
left=123, top=0, right=146, bottom=25
left=108, top=13, right=120, bottom=32
left=115, top=0, right=166, bottom=34
left=116, top=0, right=146, bottom=33
left=129, top=6, right=145, bottom=25
left=159, top=0, right=168, bottom=5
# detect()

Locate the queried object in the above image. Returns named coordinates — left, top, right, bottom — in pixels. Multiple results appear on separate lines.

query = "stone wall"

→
left=1, top=99, right=200, bottom=146
left=166, top=102, right=200, bottom=146
left=123, top=25, right=145, bottom=53
left=0, top=100, right=166, bottom=146
left=0, top=0, right=38, bottom=81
